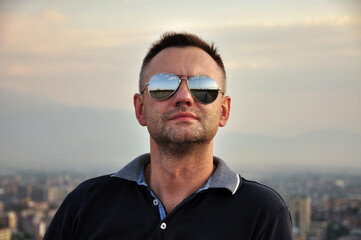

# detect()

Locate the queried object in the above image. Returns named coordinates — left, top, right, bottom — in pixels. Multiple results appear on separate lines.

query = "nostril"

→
left=176, top=98, right=192, bottom=107
left=184, top=101, right=191, bottom=106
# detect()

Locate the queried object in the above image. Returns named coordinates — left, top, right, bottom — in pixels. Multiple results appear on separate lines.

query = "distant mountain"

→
left=215, top=128, right=361, bottom=173
left=1, top=89, right=360, bottom=174
left=0, top=89, right=149, bottom=172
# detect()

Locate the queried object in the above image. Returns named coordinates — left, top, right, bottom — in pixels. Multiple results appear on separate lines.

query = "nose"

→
left=172, top=78, right=194, bottom=106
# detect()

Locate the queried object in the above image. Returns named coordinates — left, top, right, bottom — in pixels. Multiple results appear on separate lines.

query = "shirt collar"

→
left=111, top=153, right=241, bottom=195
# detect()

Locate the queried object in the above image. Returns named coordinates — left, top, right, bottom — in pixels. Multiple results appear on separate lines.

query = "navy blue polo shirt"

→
left=44, top=154, right=293, bottom=240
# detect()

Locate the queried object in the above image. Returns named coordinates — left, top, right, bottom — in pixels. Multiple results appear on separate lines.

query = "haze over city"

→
left=0, top=0, right=360, bottom=174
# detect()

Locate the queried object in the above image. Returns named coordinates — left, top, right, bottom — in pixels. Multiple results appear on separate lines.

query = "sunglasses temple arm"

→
left=140, top=83, right=150, bottom=94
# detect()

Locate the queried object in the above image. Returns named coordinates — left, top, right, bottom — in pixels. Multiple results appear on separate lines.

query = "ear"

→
left=134, top=93, right=147, bottom=126
left=219, top=95, right=231, bottom=127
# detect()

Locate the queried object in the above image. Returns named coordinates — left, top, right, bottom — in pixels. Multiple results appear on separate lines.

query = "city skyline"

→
left=0, top=1, right=360, bottom=173
left=1, top=170, right=360, bottom=239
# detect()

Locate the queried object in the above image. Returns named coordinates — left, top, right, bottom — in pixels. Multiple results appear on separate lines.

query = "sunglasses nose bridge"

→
left=173, top=76, right=194, bottom=104
left=179, top=76, right=189, bottom=81
left=178, top=75, right=192, bottom=90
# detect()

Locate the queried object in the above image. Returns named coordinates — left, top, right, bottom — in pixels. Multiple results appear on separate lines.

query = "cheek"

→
left=206, top=104, right=224, bottom=126
left=144, top=103, right=163, bottom=125
left=206, top=104, right=222, bottom=118
left=197, top=106, right=220, bottom=127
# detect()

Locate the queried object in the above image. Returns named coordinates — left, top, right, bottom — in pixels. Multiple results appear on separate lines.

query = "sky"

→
left=0, top=0, right=360, bottom=176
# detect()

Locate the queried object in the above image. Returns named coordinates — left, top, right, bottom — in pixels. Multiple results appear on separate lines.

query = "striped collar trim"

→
left=111, top=153, right=241, bottom=195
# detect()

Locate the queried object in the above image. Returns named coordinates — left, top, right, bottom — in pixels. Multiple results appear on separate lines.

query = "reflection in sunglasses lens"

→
left=191, top=89, right=218, bottom=103
left=148, top=74, right=179, bottom=100
left=149, top=89, right=175, bottom=100
left=147, top=73, right=220, bottom=104
left=188, top=76, right=219, bottom=103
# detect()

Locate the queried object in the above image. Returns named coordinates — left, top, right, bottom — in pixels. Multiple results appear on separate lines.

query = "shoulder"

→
left=48, top=174, right=137, bottom=226
left=56, top=175, right=109, bottom=211
left=75, top=174, right=114, bottom=190
left=44, top=174, right=142, bottom=239
left=239, top=178, right=285, bottom=201
left=204, top=176, right=293, bottom=239
left=58, top=174, right=136, bottom=213
left=232, top=177, right=289, bottom=217
left=211, top=158, right=288, bottom=212
left=66, top=174, right=134, bottom=203
left=44, top=175, right=116, bottom=239
left=70, top=175, right=112, bottom=196
left=235, top=178, right=293, bottom=238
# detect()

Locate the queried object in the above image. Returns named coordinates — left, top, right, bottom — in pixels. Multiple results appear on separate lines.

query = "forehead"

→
left=146, top=47, right=222, bottom=80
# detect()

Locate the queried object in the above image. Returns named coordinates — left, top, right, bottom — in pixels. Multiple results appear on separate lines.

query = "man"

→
left=44, top=32, right=293, bottom=239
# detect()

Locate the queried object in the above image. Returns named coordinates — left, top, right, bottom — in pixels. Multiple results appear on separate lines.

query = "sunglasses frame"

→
left=142, top=73, right=224, bottom=104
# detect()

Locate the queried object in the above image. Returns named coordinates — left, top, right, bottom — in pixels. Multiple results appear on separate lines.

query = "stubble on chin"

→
left=147, top=106, right=219, bottom=157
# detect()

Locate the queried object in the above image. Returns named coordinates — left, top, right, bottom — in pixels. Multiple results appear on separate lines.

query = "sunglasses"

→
left=142, top=73, right=223, bottom=104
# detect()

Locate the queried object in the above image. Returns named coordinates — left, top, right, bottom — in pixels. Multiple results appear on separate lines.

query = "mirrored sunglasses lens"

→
left=148, top=74, right=179, bottom=100
left=188, top=77, right=219, bottom=104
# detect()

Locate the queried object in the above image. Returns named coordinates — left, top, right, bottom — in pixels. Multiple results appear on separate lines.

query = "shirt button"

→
left=160, top=222, right=167, bottom=230
left=153, top=199, right=159, bottom=206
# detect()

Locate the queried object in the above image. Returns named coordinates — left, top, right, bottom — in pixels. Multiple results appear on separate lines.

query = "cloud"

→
left=249, top=61, right=259, bottom=69
left=0, top=10, right=149, bottom=110
left=215, top=17, right=361, bottom=74
left=224, top=61, right=239, bottom=70
left=0, top=4, right=360, bottom=134
left=42, top=9, right=67, bottom=23
left=206, top=15, right=361, bottom=29
left=122, top=0, right=151, bottom=2
left=301, top=16, right=361, bottom=27
left=7, top=65, right=32, bottom=76
left=274, top=16, right=359, bottom=27
left=0, top=11, right=148, bottom=55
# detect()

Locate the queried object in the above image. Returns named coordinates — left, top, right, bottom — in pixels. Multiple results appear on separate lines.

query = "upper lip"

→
left=169, top=112, right=198, bottom=120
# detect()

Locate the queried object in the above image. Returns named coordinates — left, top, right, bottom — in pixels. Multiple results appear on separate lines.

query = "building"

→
left=0, top=228, right=11, bottom=240
left=309, top=221, right=327, bottom=240
left=289, top=195, right=311, bottom=237
left=47, top=185, right=71, bottom=204
left=289, top=195, right=329, bottom=240
left=0, top=215, right=10, bottom=240
left=7, top=211, right=17, bottom=232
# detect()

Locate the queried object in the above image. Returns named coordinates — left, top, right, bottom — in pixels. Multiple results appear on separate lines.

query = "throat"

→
left=145, top=161, right=216, bottom=213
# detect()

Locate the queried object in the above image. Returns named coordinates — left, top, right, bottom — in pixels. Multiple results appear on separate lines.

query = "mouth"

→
left=168, top=112, right=198, bottom=121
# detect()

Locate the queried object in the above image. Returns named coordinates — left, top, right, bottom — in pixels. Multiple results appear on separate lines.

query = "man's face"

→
left=135, top=46, right=230, bottom=146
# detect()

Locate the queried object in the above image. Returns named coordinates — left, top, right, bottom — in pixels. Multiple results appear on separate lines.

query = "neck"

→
left=148, top=138, right=215, bottom=213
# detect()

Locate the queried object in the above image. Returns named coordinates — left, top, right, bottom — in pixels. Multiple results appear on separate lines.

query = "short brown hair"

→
left=139, top=32, right=226, bottom=93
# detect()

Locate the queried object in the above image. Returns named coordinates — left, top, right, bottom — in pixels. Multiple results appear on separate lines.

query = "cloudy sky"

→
left=0, top=0, right=360, bottom=176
